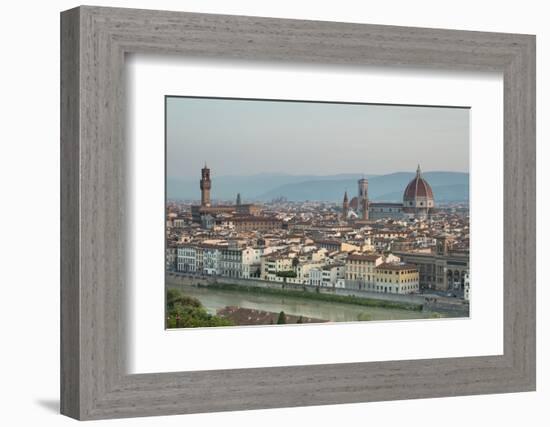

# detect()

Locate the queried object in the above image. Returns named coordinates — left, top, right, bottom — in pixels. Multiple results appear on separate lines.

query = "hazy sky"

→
left=166, top=96, right=469, bottom=179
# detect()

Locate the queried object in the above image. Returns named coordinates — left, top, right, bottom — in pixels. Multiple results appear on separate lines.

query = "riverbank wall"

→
left=166, top=272, right=469, bottom=316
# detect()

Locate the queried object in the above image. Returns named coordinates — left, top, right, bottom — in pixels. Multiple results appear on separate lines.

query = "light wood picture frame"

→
left=60, top=5, right=536, bottom=420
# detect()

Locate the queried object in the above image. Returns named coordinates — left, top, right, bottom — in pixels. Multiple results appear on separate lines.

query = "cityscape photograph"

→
left=165, top=96, right=470, bottom=328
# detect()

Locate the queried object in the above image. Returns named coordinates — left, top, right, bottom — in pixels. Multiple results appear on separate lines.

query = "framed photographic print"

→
left=164, top=96, right=470, bottom=329
left=61, top=5, right=536, bottom=420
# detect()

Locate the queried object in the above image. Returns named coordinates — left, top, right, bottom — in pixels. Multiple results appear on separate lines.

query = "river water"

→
left=169, top=284, right=444, bottom=323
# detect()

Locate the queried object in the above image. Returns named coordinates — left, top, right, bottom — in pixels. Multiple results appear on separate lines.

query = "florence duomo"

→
left=343, top=165, right=435, bottom=222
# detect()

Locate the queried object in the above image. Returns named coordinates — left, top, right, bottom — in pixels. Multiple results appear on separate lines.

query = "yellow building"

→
left=374, top=263, right=419, bottom=294
left=345, top=253, right=384, bottom=284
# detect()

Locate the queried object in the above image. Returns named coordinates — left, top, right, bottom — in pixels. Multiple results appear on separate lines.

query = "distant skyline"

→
left=167, top=97, right=469, bottom=180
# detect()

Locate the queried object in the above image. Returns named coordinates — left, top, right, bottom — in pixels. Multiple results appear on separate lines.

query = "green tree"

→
left=297, top=316, right=303, bottom=324
left=277, top=311, right=287, bottom=324
left=166, top=288, right=234, bottom=328
left=166, top=288, right=202, bottom=310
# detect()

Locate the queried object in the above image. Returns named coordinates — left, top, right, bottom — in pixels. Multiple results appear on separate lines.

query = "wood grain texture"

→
left=60, top=6, right=536, bottom=420
left=60, top=7, right=80, bottom=419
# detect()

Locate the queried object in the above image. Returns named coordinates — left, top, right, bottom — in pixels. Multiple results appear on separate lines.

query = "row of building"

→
left=168, top=241, right=420, bottom=295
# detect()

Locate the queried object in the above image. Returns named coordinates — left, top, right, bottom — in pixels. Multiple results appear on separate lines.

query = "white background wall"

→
left=0, top=0, right=546, bottom=425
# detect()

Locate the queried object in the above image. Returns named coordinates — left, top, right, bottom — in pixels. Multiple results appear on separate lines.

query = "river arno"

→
left=169, top=283, right=449, bottom=323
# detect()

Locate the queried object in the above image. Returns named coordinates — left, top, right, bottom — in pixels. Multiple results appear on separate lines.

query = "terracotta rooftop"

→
left=376, top=263, right=418, bottom=271
left=347, top=253, right=381, bottom=262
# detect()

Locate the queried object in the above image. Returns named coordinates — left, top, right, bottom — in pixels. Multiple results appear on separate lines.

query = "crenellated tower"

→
left=200, top=163, right=211, bottom=207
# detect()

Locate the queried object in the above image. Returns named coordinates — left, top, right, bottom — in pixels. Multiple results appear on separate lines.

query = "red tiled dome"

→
left=403, top=165, right=434, bottom=201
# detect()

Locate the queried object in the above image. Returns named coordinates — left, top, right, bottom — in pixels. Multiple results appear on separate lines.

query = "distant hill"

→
left=255, top=172, right=469, bottom=202
left=167, top=171, right=469, bottom=203
left=167, top=173, right=376, bottom=201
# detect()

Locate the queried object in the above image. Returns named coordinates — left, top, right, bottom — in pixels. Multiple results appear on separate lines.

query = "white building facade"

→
left=177, top=246, right=197, bottom=273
